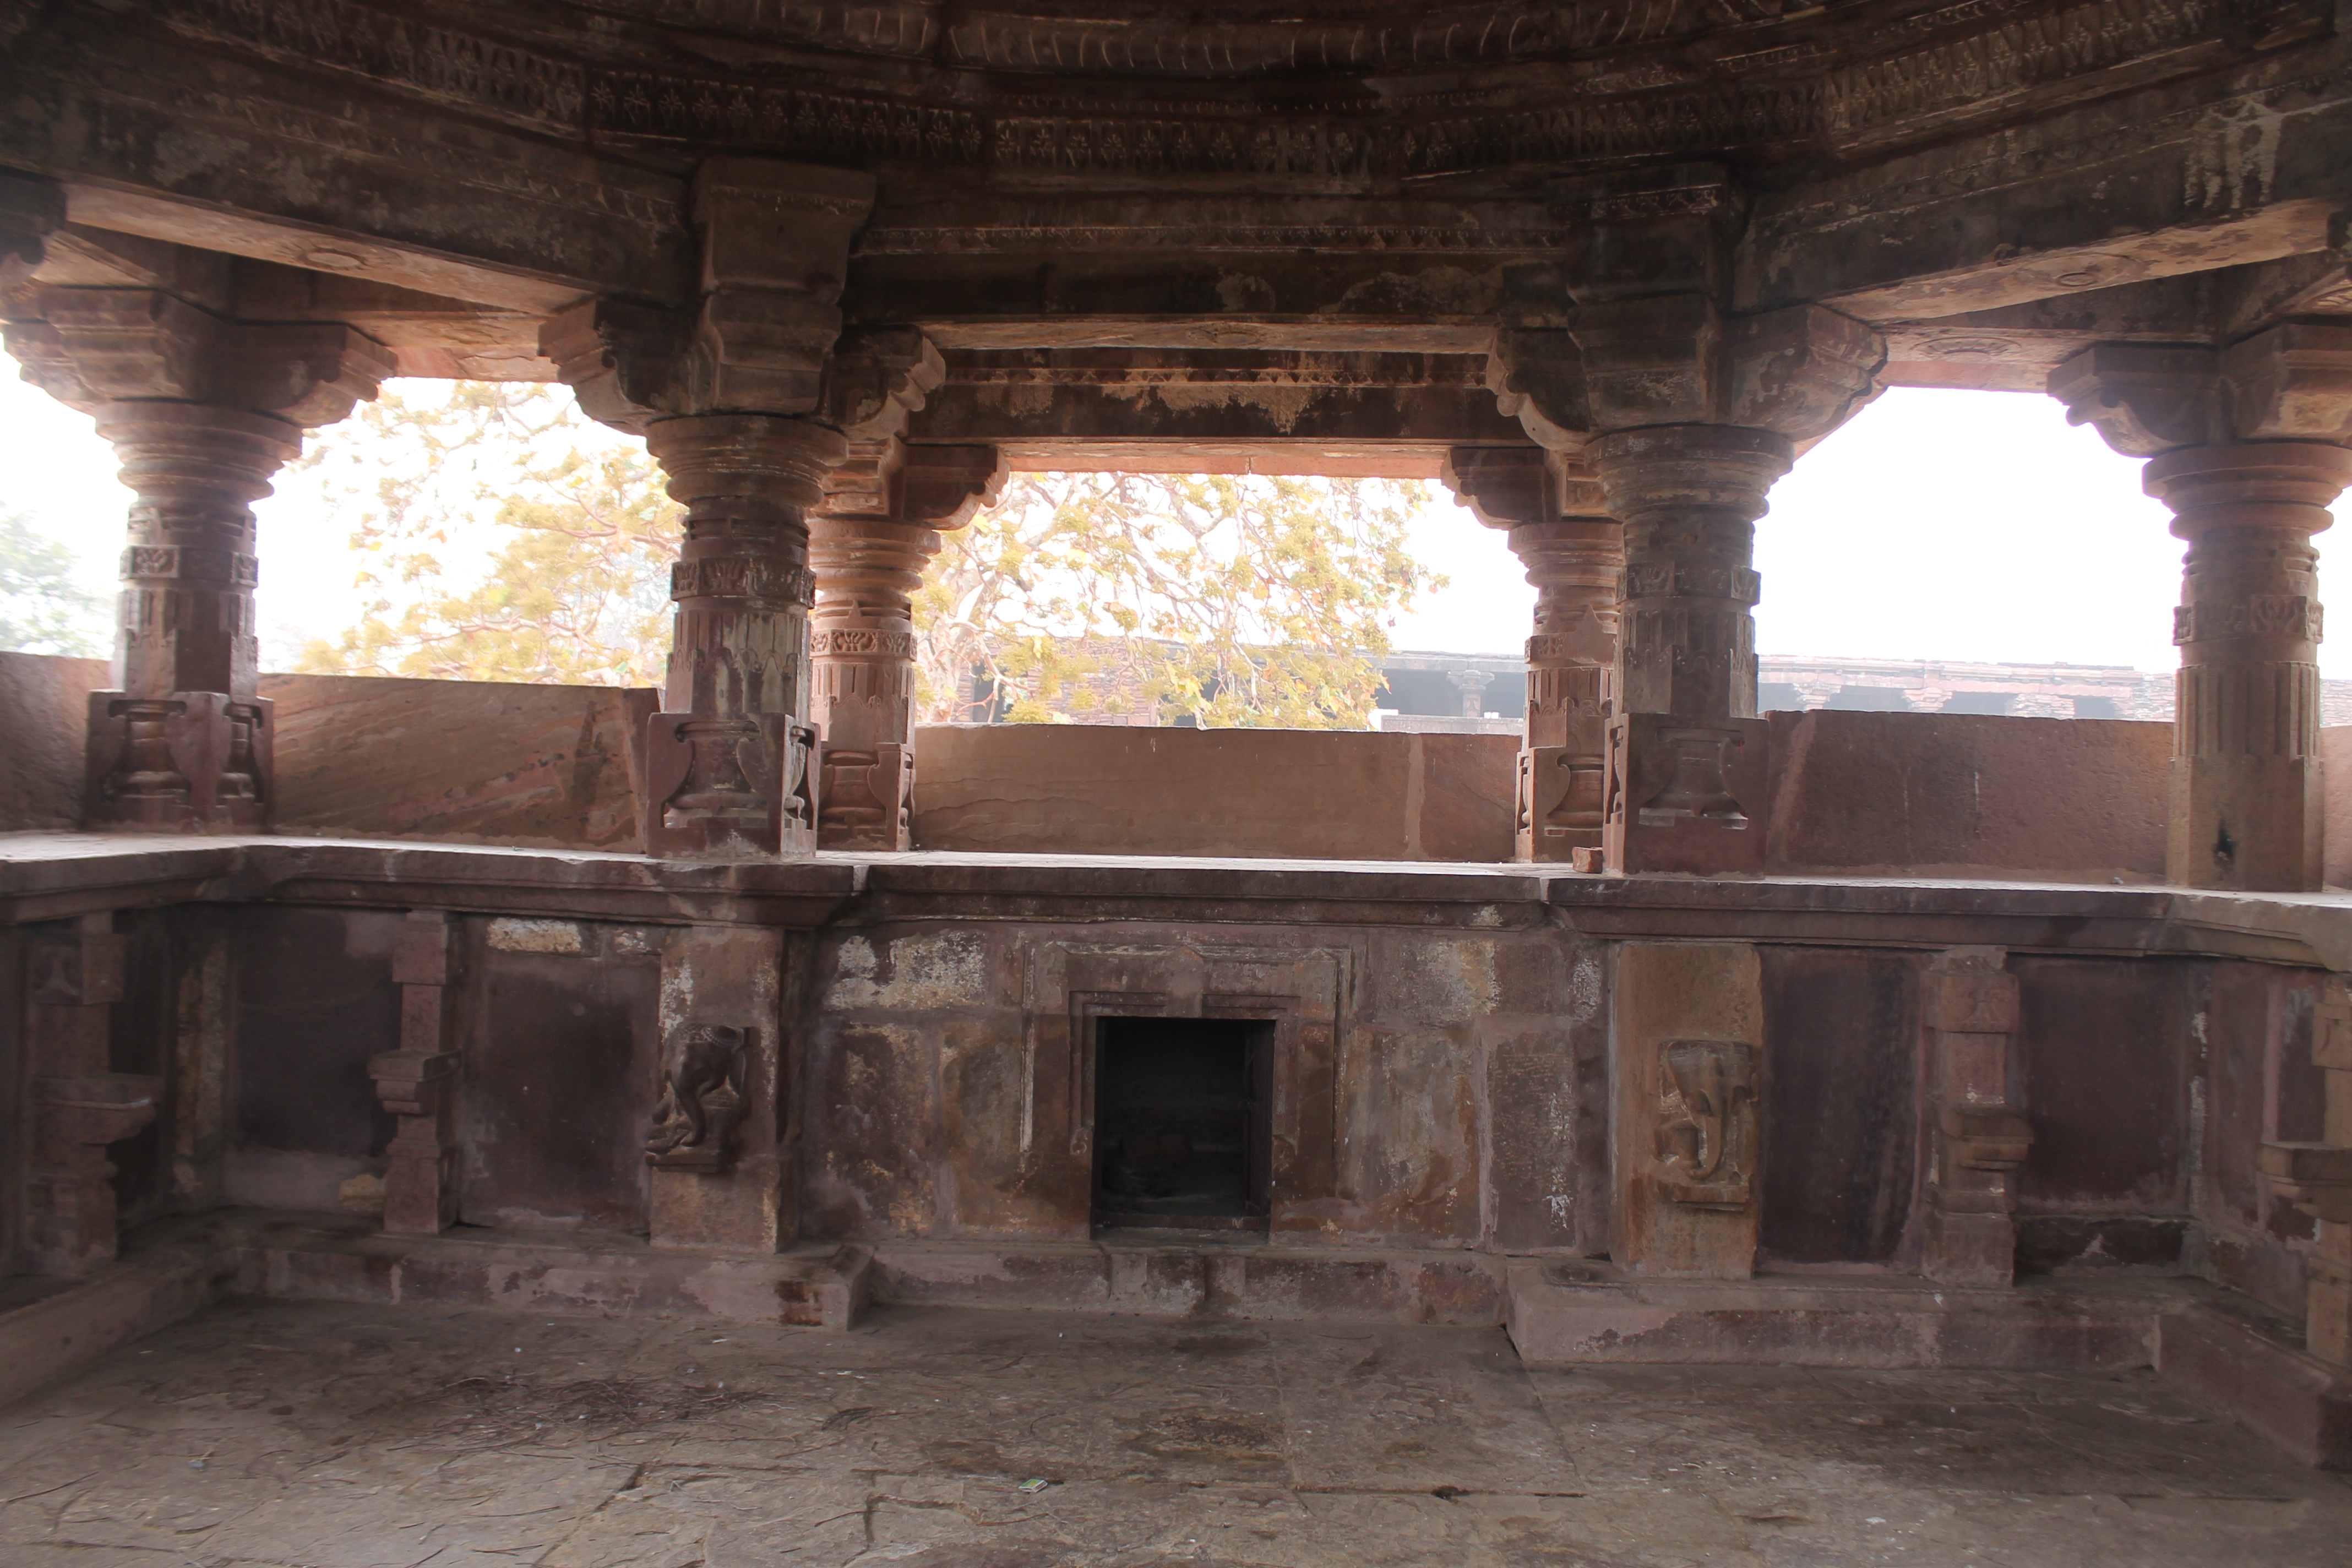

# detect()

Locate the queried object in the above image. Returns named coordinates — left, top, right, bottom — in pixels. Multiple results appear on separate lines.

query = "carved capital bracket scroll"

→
left=1921, top=948, right=2033, bottom=1288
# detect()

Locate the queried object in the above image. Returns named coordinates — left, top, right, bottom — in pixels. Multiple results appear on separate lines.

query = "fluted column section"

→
left=2146, top=442, right=2352, bottom=890
left=1511, top=513, right=1623, bottom=862
left=808, top=515, right=939, bottom=850
left=1589, top=425, right=1790, bottom=874
left=641, top=414, right=844, bottom=859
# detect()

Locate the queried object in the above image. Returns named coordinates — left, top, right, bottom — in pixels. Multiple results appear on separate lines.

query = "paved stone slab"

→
left=2, top=1298, right=2348, bottom=1566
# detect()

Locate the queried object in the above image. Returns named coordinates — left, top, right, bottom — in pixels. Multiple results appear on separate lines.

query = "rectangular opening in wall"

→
left=1093, top=1016, right=1272, bottom=1231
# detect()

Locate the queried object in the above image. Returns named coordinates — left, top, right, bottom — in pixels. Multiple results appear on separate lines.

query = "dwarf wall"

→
left=0, top=654, right=2328, bottom=885
left=176, top=899, right=2241, bottom=1278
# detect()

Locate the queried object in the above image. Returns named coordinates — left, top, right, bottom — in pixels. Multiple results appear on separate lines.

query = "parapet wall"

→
left=0, top=654, right=2334, bottom=883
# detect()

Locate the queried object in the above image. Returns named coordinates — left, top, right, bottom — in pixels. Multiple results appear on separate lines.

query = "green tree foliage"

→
left=292, top=385, right=1445, bottom=727
left=0, top=509, right=107, bottom=657
left=916, top=472, right=1444, bottom=728
left=293, top=383, right=679, bottom=685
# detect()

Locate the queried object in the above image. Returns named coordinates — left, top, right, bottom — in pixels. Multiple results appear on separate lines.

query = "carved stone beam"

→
left=368, top=911, right=461, bottom=1235
left=1441, top=447, right=1625, bottom=866
left=2261, top=978, right=2352, bottom=1366
left=1495, top=296, right=1882, bottom=876
left=24, top=913, right=157, bottom=1276
left=2051, top=323, right=2352, bottom=890
left=0, top=169, right=66, bottom=293
left=1921, top=948, right=2033, bottom=1288
left=541, top=159, right=879, bottom=862
left=3, top=284, right=393, bottom=833
left=810, top=440, right=1006, bottom=851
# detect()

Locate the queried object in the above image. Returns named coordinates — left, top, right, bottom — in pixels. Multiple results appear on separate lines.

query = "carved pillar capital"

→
left=2050, top=323, right=2352, bottom=456
left=0, top=170, right=66, bottom=292
left=825, top=328, right=947, bottom=440
left=1490, top=298, right=1882, bottom=451
left=543, top=157, right=877, bottom=434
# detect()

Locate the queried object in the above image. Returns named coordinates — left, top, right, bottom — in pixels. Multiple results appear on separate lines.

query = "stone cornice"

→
left=85, top=0, right=2329, bottom=183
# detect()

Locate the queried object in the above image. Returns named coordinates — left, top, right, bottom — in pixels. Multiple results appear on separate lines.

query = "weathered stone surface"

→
left=260, top=672, right=652, bottom=851
left=1766, top=710, right=2172, bottom=881
left=911, top=724, right=1519, bottom=862
left=0, top=652, right=105, bottom=832
left=1612, top=943, right=1765, bottom=1280
left=8, top=1294, right=2351, bottom=1566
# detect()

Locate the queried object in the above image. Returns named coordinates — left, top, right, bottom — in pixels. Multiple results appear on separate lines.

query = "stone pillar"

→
left=1491, top=297, right=1882, bottom=875
left=1590, top=426, right=1785, bottom=875
left=24, top=914, right=157, bottom=1276
left=1612, top=941, right=1765, bottom=1278
left=1921, top=949, right=2033, bottom=1287
left=1440, top=447, right=1624, bottom=865
left=4, top=286, right=391, bottom=832
left=2151, top=444, right=2350, bottom=890
left=369, top=911, right=461, bottom=1235
left=1446, top=667, right=1495, bottom=718
left=542, top=157, right=886, bottom=861
left=809, top=440, right=1005, bottom=850
left=2051, top=325, right=2352, bottom=891
left=640, top=413, right=839, bottom=858
left=2263, top=982, right=2352, bottom=1366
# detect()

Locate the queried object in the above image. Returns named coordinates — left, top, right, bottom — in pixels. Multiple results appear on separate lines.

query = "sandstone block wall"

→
left=908, top=724, right=1518, bottom=862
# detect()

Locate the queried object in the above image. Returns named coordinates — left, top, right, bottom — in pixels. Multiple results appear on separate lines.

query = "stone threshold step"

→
left=1506, top=1259, right=2211, bottom=1371
left=866, top=1237, right=1507, bottom=1324
left=209, top=1211, right=872, bottom=1329
left=2157, top=1296, right=2352, bottom=1470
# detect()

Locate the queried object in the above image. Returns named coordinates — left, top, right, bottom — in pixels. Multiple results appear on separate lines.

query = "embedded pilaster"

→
left=24, top=914, right=156, bottom=1276
left=1920, top=949, right=2033, bottom=1287
left=2261, top=981, right=2352, bottom=1367
left=369, top=911, right=461, bottom=1236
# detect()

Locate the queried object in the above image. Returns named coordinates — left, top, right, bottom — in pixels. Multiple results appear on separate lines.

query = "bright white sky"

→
left=0, top=372, right=2216, bottom=676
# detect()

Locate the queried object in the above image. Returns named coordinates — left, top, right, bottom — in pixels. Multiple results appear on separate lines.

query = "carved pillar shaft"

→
left=808, top=515, right=938, bottom=850
left=369, top=911, right=461, bottom=1235
left=640, top=414, right=843, bottom=859
left=1921, top=948, right=2033, bottom=1287
left=2145, top=443, right=2351, bottom=891
left=1511, top=508, right=1623, bottom=863
left=98, top=401, right=298, bottom=701
left=25, top=914, right=158, bottom=1276
left=1590, top=425, right=1788, bottom=874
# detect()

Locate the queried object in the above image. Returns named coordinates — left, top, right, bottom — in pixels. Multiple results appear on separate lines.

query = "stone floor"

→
left=2, top=1299, right=2348, bottom=1567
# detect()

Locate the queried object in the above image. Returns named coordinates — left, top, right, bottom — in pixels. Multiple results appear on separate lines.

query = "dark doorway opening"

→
left=1093, top=1016, right=1272, bottom=1231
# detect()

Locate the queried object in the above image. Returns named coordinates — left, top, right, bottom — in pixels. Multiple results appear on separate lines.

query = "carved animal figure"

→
left=646, top=1023, right=748, bottom=1161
